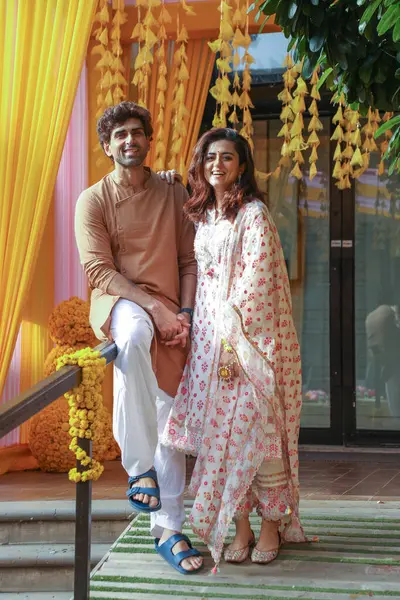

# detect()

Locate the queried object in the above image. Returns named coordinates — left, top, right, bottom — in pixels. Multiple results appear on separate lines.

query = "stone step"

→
left=0, top=542, right=110, bottom=592
left=0, top=500, right=131, bottom=544
left=1, top=593, right=72, bottom=599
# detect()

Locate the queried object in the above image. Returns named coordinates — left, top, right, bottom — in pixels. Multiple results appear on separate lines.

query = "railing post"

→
left=74, top=437, right=92, bottom=600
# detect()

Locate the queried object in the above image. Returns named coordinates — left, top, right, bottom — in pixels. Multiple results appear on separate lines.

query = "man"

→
left=366, top=294, right=400, bottom=419
left=75, top=101, right=202, bottom=573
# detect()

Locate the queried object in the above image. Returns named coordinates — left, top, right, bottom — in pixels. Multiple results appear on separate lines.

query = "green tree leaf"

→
left=377, top=5, right=399, bottom=36
left=376, top=115, right=400, bottom=137
left=359, top=0, right=382, bottom=34
left=309, top=34, right=325, bottom=53
left=288, top=1, right=298, bottom=19
left=393, top=17, right=400, bottom=42
left=317, top=66, right=334, bottom=90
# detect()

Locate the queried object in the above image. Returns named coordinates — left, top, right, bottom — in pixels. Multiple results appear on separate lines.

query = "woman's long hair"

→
left=185, top=128, right=264, bottom=222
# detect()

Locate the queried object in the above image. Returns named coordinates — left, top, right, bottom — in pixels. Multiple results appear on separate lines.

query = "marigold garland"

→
left=57, top=348, right=107, bottom=483
left=28, top=298, right=119, bottom=475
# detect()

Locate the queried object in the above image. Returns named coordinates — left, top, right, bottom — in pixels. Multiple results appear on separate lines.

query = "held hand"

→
left=151, top=301, right=183, bottom=341
left=164, top=313, right=191, bottom=347
left=156, top=169, right=183, bottom=185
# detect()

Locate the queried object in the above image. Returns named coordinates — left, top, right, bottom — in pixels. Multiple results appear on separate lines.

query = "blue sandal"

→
left=155, top=533, right=203, bottom=575
left=126, top=468, right=162, bottom=513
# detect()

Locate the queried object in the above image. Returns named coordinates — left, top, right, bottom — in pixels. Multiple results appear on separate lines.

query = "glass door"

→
left=352, top=150, right=400, bottom=437
left=254, top=117, right=343, bottom=443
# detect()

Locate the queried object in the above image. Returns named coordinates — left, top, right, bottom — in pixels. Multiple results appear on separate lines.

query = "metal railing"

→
left=0, top=340, right=118, bottom=600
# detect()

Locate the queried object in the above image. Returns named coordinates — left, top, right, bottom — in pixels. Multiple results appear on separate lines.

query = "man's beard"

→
left=116, top=147, right=147, bottom=167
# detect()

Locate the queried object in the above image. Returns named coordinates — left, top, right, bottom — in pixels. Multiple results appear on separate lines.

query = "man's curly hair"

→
left=96, top=101, right=153, bottom=150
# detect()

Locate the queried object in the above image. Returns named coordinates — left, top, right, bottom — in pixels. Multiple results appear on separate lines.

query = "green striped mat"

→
left=90, top=501, right=400, bottom=600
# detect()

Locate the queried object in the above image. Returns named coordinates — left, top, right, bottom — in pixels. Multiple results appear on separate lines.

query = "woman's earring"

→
left=237, top=173, right=242, bottom=185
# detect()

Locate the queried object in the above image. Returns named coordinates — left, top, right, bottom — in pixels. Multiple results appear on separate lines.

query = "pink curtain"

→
left=54, top=64, right=88, bottom=305
left=0, top=66, right=89, bottom=450
left=0, top=330, right=21, bottom=448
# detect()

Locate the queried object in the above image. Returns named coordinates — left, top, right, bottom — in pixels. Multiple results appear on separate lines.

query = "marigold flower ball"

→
left=48, top=297, right=98, bottom=347
left=29, top=398, right=119, bottom=472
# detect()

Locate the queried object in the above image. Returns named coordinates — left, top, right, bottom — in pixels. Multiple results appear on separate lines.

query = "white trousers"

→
left=110, top=299, right=186, bottom=537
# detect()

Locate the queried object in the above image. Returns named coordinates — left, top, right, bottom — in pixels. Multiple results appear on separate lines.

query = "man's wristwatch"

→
left=180, top=307, right=194, bottom=322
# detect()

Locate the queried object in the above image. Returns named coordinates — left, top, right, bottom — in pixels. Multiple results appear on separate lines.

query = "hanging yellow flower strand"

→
left=337, top=104, right=357, bottom=188
left=331, top=93, right=347, bottom=188
left=57, top=348, right=107, bottom=483
left=153, top=0, right=172, bottom=171
left=135, top=0, right=160, bottom=108
left=209, top=0, right=235, bottom=128
left=168, top=2, right=195, bottom=171
left=238, top=4, right=254, bottom=151
left=130, top=1, right=146, bottom=103
left=359, top=107, right=378, bottom=175
left=275, top=54, right=298, bottom=179
left=110, top=0, right=128, bottom=105
left=92, top=0, right=111, bottom=118
left=345, top=104, right=363, bottom=181
left=289, top=62, right=308, bottom=180
left=228, top=0, right=246, bottom=128
left=307, top=66, right=323, bottom=181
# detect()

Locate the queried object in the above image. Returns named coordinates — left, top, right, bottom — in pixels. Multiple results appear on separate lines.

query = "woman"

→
left=162, top=128, right=306, bottom=568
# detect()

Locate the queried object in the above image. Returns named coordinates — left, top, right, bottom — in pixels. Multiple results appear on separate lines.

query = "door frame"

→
left=299, top=122, right=344, bottom=445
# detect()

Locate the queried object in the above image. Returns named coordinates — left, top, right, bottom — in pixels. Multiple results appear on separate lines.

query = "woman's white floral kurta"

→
left=162, top=200, right=305, bottom=564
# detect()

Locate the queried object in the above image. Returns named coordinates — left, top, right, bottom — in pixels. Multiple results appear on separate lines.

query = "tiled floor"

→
left=0, top=454, right=399, bottom=502
left=299, top=458, right=400, bottom=501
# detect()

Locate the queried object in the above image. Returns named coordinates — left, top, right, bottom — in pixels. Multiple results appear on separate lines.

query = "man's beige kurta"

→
left=75, top=168, right=197, bottom=397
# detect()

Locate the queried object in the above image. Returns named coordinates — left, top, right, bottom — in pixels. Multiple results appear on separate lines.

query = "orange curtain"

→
left=0, top=0, right=97, bottom=399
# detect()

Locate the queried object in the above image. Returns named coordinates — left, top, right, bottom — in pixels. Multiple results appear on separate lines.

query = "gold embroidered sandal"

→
left=251, top=526, right=282, bottom=565
left=223, top=530, right=255, bottom=564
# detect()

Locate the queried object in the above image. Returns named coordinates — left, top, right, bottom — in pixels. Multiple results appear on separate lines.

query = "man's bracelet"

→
left=180, top=307, right=193, bottom=321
